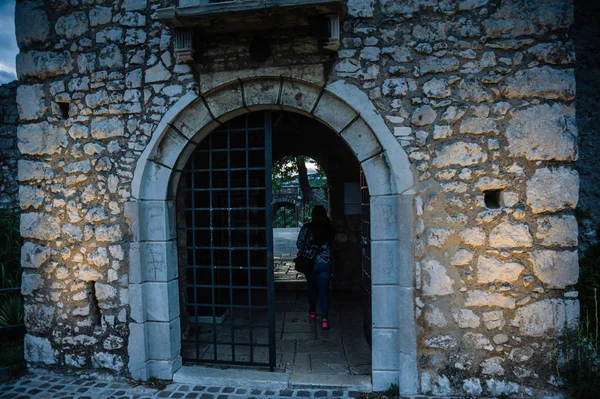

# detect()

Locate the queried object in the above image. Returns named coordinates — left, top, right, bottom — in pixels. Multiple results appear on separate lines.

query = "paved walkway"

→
left=0, top=373, right=369, bottom=399
left=181, top=290, right=371, bottom=379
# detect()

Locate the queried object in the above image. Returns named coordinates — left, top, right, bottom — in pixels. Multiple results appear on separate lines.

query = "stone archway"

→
left=127, top=76, right=417, bottom=393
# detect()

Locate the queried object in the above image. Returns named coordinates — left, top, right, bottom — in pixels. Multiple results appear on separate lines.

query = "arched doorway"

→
left=128, top=77, right=416, bottom=392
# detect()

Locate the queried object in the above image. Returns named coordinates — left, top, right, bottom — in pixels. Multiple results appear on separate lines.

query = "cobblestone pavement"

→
left=0, top=373, right=369, bottom=399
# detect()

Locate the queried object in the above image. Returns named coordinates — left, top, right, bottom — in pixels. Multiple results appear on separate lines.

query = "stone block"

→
left=18, top=122, right=68, bottom=155
left=15, top=1, right=50, bottom=46
left=125, top=201, right=140, bottom=241
left=130, top=241, right=178, bottom=283
left=90, top=6, right=112, bottom=26
left=530, top=249, right=578, bottom=288
left=205, top=82, right=244, bottom=121
left=149, top=356, right=183, bottom=380
left=145, top=61, right=170, bottom=83
left=21, top=272, right=42, bottom=296
left=419, top=56, right=460, bottom=75
left=512, top=299, right=579, bottom=337
left=477, top=256, right=524, bottom=283
left=99, top=44, right=123, bottom=69
left=16, top=84, right=46, bottom=120
left=423, top=77, right=451, bottom=98
left=243, top=78, right=280, bottom=109
left=19, top=185, right=45, bottom=209
left=138, top=201, right=176, bottom=241
left=372, top=286, right=399, bottom=328
left=149, top=126, right=189, bottom=169
left=372, top=328, right=399, bottom=370
left=91, top=117, right=125, bottom=140
left=535, top=215, right=578, bottom=247
left=526, top=167, right=579, bottom=213
left=506, top=103, right=576, bottom=161
left=411, top=105, right=436, bottom=126
left=453, top=309, right=481, bottom=328
left=459, top=118, right=499, bottom=135
left=341, top=118, right=382, bottom=162
left=144, top=280, right=180, bottom=322
left=55, top=11, right=89, bottom=39
left=347, top=0, right=375, bottom=18
left=421, top=258, right=454, bottom=296
left=433, top=142, right=487, bottom=168
left=129, top=283, right=144, bottom=323
left=381, top=78, right=417, bottom=97
left=314, top=92, right=358, bottom=133
left=24, top=334, right=56, bottom=365
left=361, top=153, right=392, bottom=196
left=489, top=222, right=533, bottom=248
left=280, top=79, right=321, bottom=115
left=503, top=66, right=575, bottom=101
left=20, top=212, right=61, bottom=240
left=21, top=242, right=53, bottom=269
left=370, top=195, right=400, bottom=240
left=465, top=291, right=515, bottom=309
left=370, top=240, right=400, bottom=285
left=171, top=99, right=216, bottom=141
left=92, top=352, right=124, bottom=372
left=128, top=322, right=149, bottom=380
left=16, top=51, right=74, bottom=80
left=147, top=319, right=181, bottom=360
left=139, top=162, right=172, bottom=201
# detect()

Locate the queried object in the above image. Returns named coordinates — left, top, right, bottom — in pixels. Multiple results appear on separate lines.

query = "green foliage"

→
left=0, top=210, right=24, bottom=332
left=0, top=210, right=22, bottom=290
left=578, top=236, right=600, bottom=338
left=0, top=296, right=24, bottom=327
left=272, top=156, right=326, bottom=190
left=384, top=383, right=399, bottom=397
left=558, top=289, right=600, bottom=398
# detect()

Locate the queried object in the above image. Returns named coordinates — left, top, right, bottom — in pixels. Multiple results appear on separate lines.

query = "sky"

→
left=0, top=0, right=18, bottom=84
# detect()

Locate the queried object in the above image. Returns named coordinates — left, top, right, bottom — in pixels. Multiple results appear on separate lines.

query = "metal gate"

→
left=360, top=170, right=372, bottom=345
left=178, top=111, right=276, bottom=369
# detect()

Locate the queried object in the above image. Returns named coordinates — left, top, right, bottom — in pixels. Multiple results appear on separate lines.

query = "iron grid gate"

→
left=178, top=112, right=276, bottom=369
left=360, top=170, right=372, bottom=346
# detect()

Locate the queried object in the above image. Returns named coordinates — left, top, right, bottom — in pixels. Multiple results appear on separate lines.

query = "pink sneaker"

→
left=321, top=319, right=329, bottom=330
left=309, top=312, right=316, bottom=320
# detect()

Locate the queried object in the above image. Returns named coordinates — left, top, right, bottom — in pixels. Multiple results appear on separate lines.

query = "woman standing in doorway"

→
left=296, top=205, right=336, bottom=330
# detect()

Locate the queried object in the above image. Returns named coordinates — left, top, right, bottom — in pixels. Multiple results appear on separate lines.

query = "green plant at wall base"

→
left=0, top=210, right=22, bottom=290
left=578, top=235, right=600, bottom=337
left=0, top=296, right=24, bottom=327
left=558, top=289, right=600, bottom=398
left=0, top=210, right=24, bottom=335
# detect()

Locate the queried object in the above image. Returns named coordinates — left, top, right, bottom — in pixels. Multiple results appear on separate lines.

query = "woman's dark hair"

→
left=310, top=205, right=335, bottom=245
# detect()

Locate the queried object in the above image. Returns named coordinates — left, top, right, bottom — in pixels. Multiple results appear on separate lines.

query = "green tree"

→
left=272, top=156, right=326, bottom=204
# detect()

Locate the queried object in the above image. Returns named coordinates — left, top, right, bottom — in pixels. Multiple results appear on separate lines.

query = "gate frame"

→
left=127, top=74, right=417, bottom=393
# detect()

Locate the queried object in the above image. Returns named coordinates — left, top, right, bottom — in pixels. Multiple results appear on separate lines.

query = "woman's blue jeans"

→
left=306, top=262, right=332, bottom=319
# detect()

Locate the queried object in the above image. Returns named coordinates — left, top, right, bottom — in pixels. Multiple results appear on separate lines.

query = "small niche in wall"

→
left=484, top=189, right=503, bottom=209
left=57, top=102, right=70, bottom=119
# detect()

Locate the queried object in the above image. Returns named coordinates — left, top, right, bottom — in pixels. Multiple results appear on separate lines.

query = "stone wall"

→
left=0, top=81, right=19, bottom=211
left=574, top=0, right=600, bottom=249
left=15, top=0, right=580, bottom=396
left=329, top=1, right=578, bottom=396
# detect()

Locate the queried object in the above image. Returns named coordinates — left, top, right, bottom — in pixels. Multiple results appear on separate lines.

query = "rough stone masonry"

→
left=12, top=0, right=581, bottom=397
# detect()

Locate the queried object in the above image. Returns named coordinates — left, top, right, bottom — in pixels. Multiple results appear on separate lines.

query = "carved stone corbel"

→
left=174, top=28, right=195, bottom=64
left=323, top=14, right=340, bottom=52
